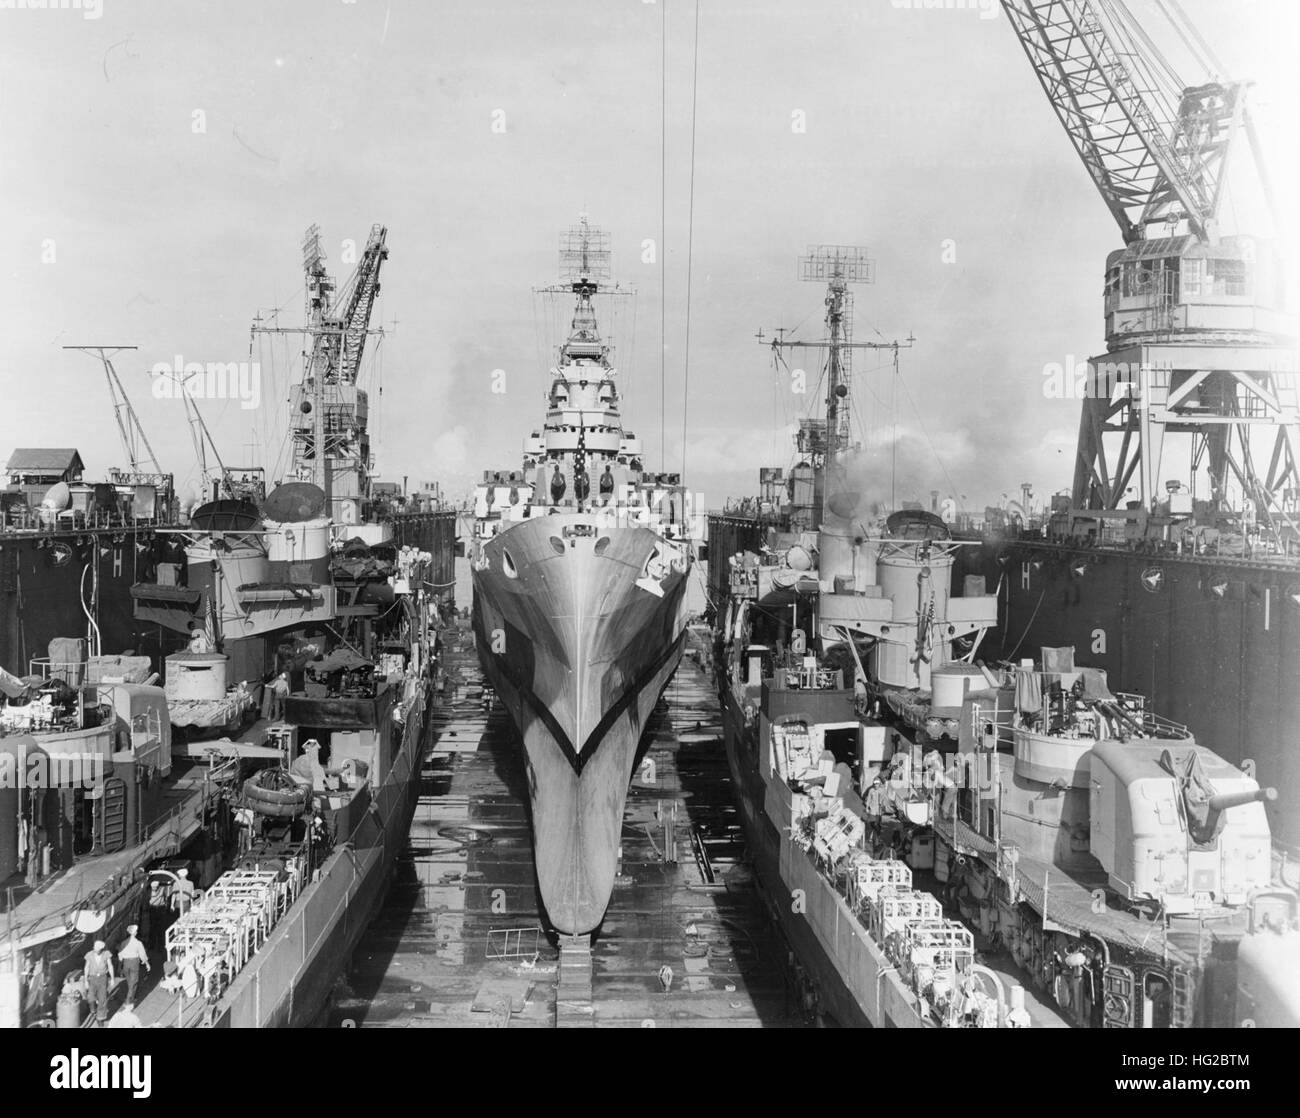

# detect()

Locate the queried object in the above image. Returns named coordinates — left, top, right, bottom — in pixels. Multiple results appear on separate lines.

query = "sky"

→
left=1, top=0, right=1296, bottom=516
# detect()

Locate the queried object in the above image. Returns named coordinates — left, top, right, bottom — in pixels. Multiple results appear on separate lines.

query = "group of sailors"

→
left=70, top=919, right=155, bottom=1027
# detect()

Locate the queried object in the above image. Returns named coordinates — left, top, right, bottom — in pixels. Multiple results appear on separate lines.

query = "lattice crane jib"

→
left=999, top=0, right=1251, bottom=246
left=334, top=225, right=389, bottom=387
left=1001, top=0, right=1298, bottom=544
left=253, top=224, right=390, bottom=503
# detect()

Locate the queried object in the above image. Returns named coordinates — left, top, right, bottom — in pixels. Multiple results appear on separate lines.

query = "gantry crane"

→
left=1001, top=0, right=1297, bottom=546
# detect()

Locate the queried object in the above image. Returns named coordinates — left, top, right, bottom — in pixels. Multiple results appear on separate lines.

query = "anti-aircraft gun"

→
left=1090, top=741, right=1276, bottom=915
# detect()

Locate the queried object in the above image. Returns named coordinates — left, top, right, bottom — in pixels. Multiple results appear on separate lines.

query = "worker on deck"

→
left=107, top=1000, right=142, bottom=1029
left=960, top=973, right=983, bottom=1027
left=83, top=940, right=114, bottom=1024
left=144, top=875, right=171, bottom=950
left=172, top=868, right=196, bottom=915
left=261, top=671, right=290, bottom=721
left=864, top=778, right=886, bottom=854
left=117, top=924, right=150, bottom=1002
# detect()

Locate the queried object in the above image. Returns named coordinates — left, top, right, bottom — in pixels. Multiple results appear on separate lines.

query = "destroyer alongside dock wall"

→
left=708, top=514, right=1298, bottom=848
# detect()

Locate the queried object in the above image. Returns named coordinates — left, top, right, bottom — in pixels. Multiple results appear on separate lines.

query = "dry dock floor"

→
left=327, top=627, right=805, bottom=1028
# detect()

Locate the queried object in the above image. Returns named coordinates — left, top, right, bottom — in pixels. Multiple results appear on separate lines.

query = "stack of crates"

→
left=898, top=919, right=974, bottom=989
left=165, top=901, right=253, bottom=997
left=854, top=857, right=911, bottom=901
left=868, top=887, right=943, bottom=958
left=205, top=870, right=284, bottom=937
left=845, top=855, right=912, bottom=914
left=814, top=806, right=865, bottom=866
left=165, top=867, right=296, bottom=997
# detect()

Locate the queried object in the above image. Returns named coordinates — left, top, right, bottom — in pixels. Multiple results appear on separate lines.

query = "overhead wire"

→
left=1155, top=0, right=1223, bottom=78
left=680, top=0, right=700, bottom=479
left=659, top=0, right=667, bottom=470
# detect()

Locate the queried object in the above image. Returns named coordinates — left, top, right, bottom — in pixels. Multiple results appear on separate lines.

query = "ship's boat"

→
left=472, top=218, right=696, bottom=935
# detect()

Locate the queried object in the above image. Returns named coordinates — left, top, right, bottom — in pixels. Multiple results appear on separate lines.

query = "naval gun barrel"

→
left=1208, top=787, right=1277, bottom=812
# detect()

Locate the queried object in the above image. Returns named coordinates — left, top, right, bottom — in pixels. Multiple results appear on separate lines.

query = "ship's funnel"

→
left=190, top=497, right=262, bottom=533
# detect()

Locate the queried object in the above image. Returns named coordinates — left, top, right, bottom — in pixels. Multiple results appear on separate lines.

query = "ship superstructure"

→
left=710, top=249, right=1023, bottom=1026
left=709, top=243, right=1296, bottom=1028
left=472, top=218, right=697, bottom=935
left=131, top=225, right=454, bottom=718
left=1, top=224, right=453, bottom=1028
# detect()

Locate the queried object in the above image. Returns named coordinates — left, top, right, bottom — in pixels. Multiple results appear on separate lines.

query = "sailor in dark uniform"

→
left=550, top=465, right=567, bottom=504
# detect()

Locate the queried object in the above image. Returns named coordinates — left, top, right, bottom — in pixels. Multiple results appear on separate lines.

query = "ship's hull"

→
left=472, top=513, right=689, bottom=934
left=718, top=685, right=868, bottom=1028
left=716, top=679, right=929, bottom=1027
left=204, top=678, right=432, bottom=1028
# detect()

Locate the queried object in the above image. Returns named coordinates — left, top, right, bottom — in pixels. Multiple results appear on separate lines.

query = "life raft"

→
left=243, top=769, right=312, bottom=818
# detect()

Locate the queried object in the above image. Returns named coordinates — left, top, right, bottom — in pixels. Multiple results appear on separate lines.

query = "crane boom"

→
left=1000, top=0, right=1243, bottom=244
left=334, top=224, right=389, bottom=385
left=63, top=345, right=163, bottom=474
left=253, top=224, right=390, bottom=511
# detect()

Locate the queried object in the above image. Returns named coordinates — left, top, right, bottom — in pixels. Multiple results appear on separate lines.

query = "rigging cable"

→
left=680, top=0, right=700, bottom=480
left=1155, top=0, right=1222, bottom=79
left=660, top=0, right=667, bottom=469
left=1006, top=588, right=1047, bottom=663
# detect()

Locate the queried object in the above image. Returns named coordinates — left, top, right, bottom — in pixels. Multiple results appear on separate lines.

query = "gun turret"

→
left=1092, top=740, right=1275, bottom=911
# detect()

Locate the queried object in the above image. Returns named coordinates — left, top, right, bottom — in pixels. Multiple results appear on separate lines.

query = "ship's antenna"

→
left=758, top=249, right=913, bottom=528
left=659, top=0, right=667, bottom=470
